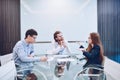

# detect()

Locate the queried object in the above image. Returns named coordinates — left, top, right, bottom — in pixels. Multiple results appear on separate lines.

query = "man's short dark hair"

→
left=54, top=31, right=61, bottom=42
left=25, top=29, right=38, bottom=39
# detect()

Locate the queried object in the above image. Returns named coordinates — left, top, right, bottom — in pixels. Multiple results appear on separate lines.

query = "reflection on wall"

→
left=21, top=0, right=97, bottom=41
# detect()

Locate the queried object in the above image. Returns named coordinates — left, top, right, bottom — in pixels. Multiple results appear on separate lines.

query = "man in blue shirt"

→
left=13, top=29, right=47, bottom=79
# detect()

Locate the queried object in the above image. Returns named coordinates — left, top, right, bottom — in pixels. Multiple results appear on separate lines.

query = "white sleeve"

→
left=51, top=41, right=64, bottom=54
left=64, top=40, right=71, bottom=54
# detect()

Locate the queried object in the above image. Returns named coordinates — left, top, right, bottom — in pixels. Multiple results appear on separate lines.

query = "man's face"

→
left=28, top=35, right=37, bottom=43
left=56, top=33, right=64, bottom=41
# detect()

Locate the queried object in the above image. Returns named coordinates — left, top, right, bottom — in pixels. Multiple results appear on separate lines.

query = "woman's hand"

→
left=79, top=48, right=86, bottom=52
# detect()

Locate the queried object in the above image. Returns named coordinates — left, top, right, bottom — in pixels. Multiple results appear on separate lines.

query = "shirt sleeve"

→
left=17, top=44, right=40, bottom=62
left=83, top=45, right=100, bottom=59
left=30, top=45, right=35, bottom=57
left=64, top=40, right=71, bottom=54
left=51, top=41, right=65, bottom=54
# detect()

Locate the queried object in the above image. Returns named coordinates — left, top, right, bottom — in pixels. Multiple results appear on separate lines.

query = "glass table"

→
left=28, top=54, right=115, bottom=80
left=32, top=54, right=86, bottom=80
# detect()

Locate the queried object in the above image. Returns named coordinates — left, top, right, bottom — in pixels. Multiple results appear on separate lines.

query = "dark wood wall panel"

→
left=0, top=0, right=20, bottom=55
left=98, top=0, right=120, bottom=63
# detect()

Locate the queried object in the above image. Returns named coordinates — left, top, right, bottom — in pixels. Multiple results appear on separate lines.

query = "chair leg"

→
left=16, top=77, right=23, bottom=80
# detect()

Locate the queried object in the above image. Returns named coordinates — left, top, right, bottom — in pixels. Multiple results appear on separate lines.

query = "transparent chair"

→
left=74, top=64, right=106, bottom=80
left=16, top=68, right=47, bottom=80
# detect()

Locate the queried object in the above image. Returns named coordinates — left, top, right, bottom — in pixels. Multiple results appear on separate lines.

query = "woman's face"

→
left=88, top=35, right=92, bottom=44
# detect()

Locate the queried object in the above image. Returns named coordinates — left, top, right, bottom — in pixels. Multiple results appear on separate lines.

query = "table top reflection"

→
left=32, top=53, right=86, bottom=80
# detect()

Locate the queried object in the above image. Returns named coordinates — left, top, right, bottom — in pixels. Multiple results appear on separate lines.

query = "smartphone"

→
left=79, top=45, right=84, bottom=48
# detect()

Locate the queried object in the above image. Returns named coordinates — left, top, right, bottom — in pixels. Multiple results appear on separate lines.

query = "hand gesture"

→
left=40, top=56, right=48, bottom=62
left=79, top=48, right=86, bottom=52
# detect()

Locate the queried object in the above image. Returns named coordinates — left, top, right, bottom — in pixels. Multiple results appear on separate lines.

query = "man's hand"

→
left=40, top=56, right=48, bottom=62
left=59, top=40, right=67, bottom=48
left=62, top=41, right=67, bottom=48
left=28, top=55, right=34, bottom=57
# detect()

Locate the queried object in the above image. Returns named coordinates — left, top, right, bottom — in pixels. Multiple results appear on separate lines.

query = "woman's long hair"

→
left=86, top=32, right=105, bottom=65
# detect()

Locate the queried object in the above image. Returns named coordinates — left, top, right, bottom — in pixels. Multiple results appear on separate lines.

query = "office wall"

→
left=0, top=0, right=20, bottom=55
left=98, top=0, right=120, bottom=63
left=20, top=0, right=97, bottom=41
left=0, top=0, right=119, bottom=63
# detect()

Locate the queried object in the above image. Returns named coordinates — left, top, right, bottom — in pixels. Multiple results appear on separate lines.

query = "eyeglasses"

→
left=31, top=36, right=37, bottom=39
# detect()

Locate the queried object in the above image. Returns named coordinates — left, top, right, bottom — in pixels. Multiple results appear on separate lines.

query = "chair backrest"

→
left=0, top=53, right=13, bottom=66
left=74, top=65, right=105, bottom=80
left=0, top=60, right=16, bottom=80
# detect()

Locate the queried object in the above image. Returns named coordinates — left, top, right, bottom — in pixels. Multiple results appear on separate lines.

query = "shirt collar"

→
left=22, top=39, right=29, bottom=47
